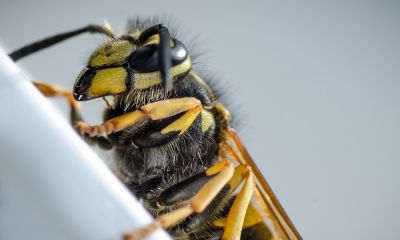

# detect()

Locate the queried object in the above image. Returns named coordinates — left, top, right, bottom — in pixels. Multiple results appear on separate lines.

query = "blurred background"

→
left=1, top=0, right=399, bottom=239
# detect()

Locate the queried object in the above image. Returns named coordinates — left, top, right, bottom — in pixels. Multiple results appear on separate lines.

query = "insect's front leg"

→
left=33, top=81, right=82, bottom=123
left=76, top=97, right=202, bottom=141
left=33, top=81, right=112, bottom=149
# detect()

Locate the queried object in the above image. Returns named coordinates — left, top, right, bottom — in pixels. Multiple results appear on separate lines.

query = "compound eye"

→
left=128, top=39, right=189, bottom=74
left=128, top=44, right=159, bottom=72
left=170, top=40, right=188, bottom=65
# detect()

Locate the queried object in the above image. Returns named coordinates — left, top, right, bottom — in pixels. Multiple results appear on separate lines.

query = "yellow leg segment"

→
left=211, top=165, right=254, bottom=228
left=33, top=81, right=80, bottom=112
left=222, top=170, right=255, bottom=240
left=141, top=97, right=201, bottom=120
left=76, top=97, right=202, bottom=137
left=123, top=160, right=234, bottom=240
left=161, top=106, right=202, bottom=136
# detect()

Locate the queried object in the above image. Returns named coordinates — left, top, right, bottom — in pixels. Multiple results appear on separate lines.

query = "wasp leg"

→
left=76, top=97, right=202, bottom=138
left=33, top=81, right=112, bottom=149
left=33, top=81, right=82, bottom=123
left=162, top=165, right=251, bottom=237
left=123, top=160, right=234, bottom=240
left=222, top=169, right=255, bottom=240
left=133, top=105, right=202, bottom=148
left=220, top=129, right=303, bottom=240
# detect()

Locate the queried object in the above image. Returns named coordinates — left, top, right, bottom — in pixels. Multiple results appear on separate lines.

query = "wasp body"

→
left=10, top=18, right=301, bottom=240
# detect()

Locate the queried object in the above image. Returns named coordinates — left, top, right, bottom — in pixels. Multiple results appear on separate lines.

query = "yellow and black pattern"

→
left=10, top=17, right=301, bottom=240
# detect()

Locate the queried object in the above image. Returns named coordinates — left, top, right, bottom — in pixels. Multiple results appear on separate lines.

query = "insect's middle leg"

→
left=167, top=165, right=254, bottom=238
left=124, top=160, right=235, bottom=240
left=222, top=168, right=255, bottom=240
left=124, top=162, right=254, bottom=240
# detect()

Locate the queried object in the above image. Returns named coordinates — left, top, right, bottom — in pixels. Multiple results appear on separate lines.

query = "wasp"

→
left=10, top=18, right=302, bottom=240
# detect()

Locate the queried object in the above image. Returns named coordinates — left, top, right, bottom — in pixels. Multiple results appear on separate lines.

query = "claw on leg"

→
left=33, top=81, right=80, bottom=111
left=74, top=121, right=116, bottom=137
left=75, top=98, right=201, bottom=138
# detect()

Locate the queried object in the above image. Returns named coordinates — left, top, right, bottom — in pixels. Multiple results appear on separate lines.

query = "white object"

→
left=0, top=47, right=171, bottom=240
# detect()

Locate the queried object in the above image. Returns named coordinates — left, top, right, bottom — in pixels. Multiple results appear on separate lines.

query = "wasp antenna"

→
left=137, top=24, right=173, bottom=89
left=158, top=25, right=172, bottom=90
left=9, top=24, right=115, bottom=61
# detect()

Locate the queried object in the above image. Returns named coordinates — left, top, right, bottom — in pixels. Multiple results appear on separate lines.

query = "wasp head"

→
left=73, top=24, right=192, bottom=101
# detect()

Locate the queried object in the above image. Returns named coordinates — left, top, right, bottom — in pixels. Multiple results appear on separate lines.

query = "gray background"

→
left=1, top=0, right=399, bottom=239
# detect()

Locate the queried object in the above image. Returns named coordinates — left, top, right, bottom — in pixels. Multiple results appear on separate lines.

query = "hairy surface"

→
left=104, top=18, right=229, bottom=239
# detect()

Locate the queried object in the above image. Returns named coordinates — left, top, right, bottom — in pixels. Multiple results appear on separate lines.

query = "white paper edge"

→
left=0, top=46, right=171, bottom=240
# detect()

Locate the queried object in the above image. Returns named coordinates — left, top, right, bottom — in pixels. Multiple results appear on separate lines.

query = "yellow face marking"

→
left=144, top=35, right=160, bottom=45
left=88, top=67, right=127, bottom=97
left=200, top=110, right=215, bottom=133
left=133, top=57, right=192, bottom=89
left=89, top=40, right=134, bottom=67
left=132, top=71, right=163, bottom=89
left=143, top=35, right=175, bottom=47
